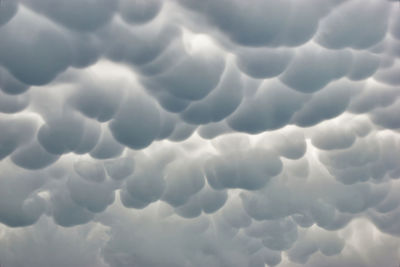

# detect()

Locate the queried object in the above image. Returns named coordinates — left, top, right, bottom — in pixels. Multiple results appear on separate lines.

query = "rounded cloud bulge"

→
left=1, top=0, right=400, bottom=267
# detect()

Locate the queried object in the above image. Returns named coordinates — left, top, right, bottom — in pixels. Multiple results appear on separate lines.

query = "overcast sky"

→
left=0, top=0, right=400, bottom=266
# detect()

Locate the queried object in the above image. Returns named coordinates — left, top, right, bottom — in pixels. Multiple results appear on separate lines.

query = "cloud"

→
left=118, top=0, right=163, bottom=25
left=0, top=0, right=18, bottom=26
left=228, top=79, right=308, bottom=133
left=22, top=0, right=117, bottom=32
left=279, top=45, right=352, bottom=93
left=109, top=93, right=161, bottom=149
left=235, top=47, right=293, bottom=79
left=1, top=0, right=400, bottom=266
left=315, top=0, right=390, bottom=50
left=0, top=6, right=72, bottom=85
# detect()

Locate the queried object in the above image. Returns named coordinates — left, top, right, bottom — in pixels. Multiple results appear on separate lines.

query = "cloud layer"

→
left=0, top=0, right=400, bottom=266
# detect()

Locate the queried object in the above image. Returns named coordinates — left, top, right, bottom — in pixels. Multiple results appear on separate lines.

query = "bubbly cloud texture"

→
left=0, top=0, right=400, bottom=266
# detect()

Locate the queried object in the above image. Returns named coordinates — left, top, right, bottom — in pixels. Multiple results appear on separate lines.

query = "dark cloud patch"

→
left=280, top=46, right=352, bottom=93
left=120, top=151, right=170, bottom=209
left=162, top=161, right=204, bottom=207
left=262, top=129, right=307, bottom=160
left=11, top=141, right=60, bottom=170
left=69, top=33, right=102, bottom=69
left=311, top=124, right=356, bottom=150
left=50, top=187, right=95, bottom=227
left=89, top=127, right=124, bottom=159
left=0, top=0, right=18, bottom=26
left=348, top=82, right=398, bottom=114
left=374, top=62, right=400, bottom=86
left=371, top=101, right=400, bottom=129
left=316, top=0, right=390, bottom=49
left=67, top=174, right=115, bottom=213
left=104, top=156, right=135, bottom=181
left=0, top=7, right=71, bottom=85
left=144, top=48, right=225, bottom=101
left=100, top=20, right=180, bottom=68
left=109, top=94, right=161, bottom=149
left=292, top=80, right=359, bottom=127
left=197, top=121, right=233, bottom=139
left=0, top=166, right=46, bottom=227
left=0, top=90, right=29, bottom=113
left=38, top=112, right=97, bottom=155
left=73, top=160, right=106, bottom=183
left=118, top=0, right=163, bottom=25
left=22, top=0, right=117, bottom=32
left=121, top=169, right=165, bottom=209
left=235, top=48, right=293, bottom=79
left=68, top=78, right=125, bottom=122
left=179, top=0, right=291, bottom=47
left=0, top=116, right=36, bottom=160
left=347, top=51, right=380, bottom=81
left=0, top=66, right=30, bottom=95
left=180, top=62, right=243, bottom=124
left=205, top=148, right=282, bottom=190
left=227, top=80, right=307, bottom=133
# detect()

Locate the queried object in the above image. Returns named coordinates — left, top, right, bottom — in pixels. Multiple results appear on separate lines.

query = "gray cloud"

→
left=1, top=0, right=400, bottom=266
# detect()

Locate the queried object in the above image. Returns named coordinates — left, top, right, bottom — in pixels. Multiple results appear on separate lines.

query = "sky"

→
left=0, top=0, right=400, bottom=266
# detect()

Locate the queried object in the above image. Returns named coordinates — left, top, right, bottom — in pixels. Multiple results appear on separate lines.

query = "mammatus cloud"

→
left=0, top=0, right=400, bottom=266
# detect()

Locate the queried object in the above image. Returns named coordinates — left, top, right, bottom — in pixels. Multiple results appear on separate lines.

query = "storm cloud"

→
left=1, top=0, right=400, bottom=266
